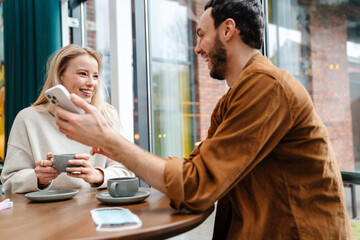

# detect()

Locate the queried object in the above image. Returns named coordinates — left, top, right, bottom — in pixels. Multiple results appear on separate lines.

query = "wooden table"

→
left=0, top=188, right=214, bottom=240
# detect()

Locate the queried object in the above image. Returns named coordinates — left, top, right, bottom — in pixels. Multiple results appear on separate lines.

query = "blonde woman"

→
left=1, top=44, right=134, bottom=194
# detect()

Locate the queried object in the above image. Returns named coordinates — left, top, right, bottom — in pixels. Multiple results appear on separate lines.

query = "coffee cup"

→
left=108, top=177, right=139, bottom=198
left=48, top=154, right=79, bottom=172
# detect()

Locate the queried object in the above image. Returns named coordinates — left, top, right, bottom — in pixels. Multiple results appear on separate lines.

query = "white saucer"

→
left=96, top=190, right=150, bottom=205
left=25, top=189, right=79, bottom=202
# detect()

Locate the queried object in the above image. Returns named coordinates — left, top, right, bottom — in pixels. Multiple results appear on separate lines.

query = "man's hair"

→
left=205, top=0, right=264, bottom=49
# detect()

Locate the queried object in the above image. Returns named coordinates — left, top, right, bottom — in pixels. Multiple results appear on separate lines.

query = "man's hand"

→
left=54, top=94, right=112, bottom=148
left=54, top=93, right=167, bottom=194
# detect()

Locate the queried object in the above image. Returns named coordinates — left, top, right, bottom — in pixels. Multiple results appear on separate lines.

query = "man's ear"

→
left=223, top=18, right=237, bottom=41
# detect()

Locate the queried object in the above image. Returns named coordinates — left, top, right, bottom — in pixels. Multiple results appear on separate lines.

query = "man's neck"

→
left=225, top=48, right=259, bottom=88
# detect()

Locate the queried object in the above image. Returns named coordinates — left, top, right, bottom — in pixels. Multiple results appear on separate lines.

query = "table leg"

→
left=351, top=184, right=357, bottom=218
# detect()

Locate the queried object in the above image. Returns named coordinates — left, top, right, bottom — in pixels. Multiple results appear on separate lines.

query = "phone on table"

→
left=45, top=84, right=84, bottom=114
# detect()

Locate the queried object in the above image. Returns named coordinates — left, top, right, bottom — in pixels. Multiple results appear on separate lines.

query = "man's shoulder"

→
left=233, top=56, right=280, bottom=91
left=244, top=54, right=284, bottom=79
left=241, top=54, right=301, bottom=91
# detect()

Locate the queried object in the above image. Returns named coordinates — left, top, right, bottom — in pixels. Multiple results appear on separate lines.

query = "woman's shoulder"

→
left=14, top=105, right=49, bottom=123
left=17, top=105, right=46, bottom=116
left=15, top=106, right=36, bottom=118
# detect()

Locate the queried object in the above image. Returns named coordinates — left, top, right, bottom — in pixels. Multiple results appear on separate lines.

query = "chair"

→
left=341, top=171, right=360, bottom=218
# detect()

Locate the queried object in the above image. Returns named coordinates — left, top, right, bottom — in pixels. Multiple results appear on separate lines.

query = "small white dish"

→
left=96, top=190, right=150, bottom=205
left=25, top=189, right=79, bottom=202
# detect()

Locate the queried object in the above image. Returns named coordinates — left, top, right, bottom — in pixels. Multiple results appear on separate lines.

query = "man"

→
left=55, top=0, right=353, bottom=239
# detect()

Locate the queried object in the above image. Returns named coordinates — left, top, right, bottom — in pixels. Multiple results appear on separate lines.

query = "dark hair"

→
left=205, top=0, right=264, bottom=49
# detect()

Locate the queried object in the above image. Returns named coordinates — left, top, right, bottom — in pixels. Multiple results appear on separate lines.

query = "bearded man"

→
left=55, top=0, right=353, bottom=239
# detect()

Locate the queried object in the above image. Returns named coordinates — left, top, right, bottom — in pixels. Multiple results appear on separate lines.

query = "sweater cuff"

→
left=37, top=179, right=53, bottom=190
left=91, top=168, right=106, bottom=188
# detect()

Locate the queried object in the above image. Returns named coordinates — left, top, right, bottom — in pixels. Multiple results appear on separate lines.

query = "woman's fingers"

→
left=66, top=159, right=103, bottom=184
left=35, top=168, right=60, bottom=185
left=46, top=152, right=54, bottom=159
left=74, top=153, right=89, bottom=160
left=36, top=159, right=54, bottom=168
left=66, top=159, right=90, bottom=172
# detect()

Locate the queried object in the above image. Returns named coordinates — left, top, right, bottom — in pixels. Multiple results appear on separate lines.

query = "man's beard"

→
left=208, top=34, right=227, bottom=80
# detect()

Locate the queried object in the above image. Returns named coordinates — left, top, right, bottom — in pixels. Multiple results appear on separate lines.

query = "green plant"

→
left=351, top=221, right=360, bottom=240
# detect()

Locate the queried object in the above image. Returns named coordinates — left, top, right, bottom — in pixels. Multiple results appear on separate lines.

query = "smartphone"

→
left=45, top=84, right=85, bottom=114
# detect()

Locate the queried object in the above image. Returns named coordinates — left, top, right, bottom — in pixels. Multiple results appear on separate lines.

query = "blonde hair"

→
left=33, top=44, right=119, bottom=128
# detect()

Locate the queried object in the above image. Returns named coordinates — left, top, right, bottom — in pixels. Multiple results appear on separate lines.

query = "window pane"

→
left=152, top=62, right=194, bottom=157
left=149, top=0, right=192, bottom=157
left=85, top=0, right=111, bottom=102
left=148, top=0, right=227, bottom=157
left=150, top=1, right=189, bottom=62
left=267, top=0, right=360, bottom=171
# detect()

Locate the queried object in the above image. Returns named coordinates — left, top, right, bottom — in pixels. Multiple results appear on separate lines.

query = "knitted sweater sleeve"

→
left=1, top=110, right=39, bottom=194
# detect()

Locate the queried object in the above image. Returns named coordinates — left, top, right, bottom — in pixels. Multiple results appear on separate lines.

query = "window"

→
left=65, top=0, right=135, bottom=142
left=149, top=0, right=195, bottom=157
left=147, top=0, right=227, bottom=157
left=266, top=0, right=360, bottom=171
left=64, top=0, right=112, bottom=102
left=85, top=0, right=111, bottom=101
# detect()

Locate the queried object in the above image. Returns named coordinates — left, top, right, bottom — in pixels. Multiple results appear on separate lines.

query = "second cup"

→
left=108, top=177, right=139, bottom=198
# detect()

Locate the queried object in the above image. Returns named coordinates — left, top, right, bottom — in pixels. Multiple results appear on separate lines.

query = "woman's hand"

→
left=35, top=152, right=61, bottom=186
left=66, top=153, right=104, bottom=185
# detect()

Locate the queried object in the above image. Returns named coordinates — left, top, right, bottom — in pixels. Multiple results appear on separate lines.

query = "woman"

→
left=1, top=44, right=134, bottom=194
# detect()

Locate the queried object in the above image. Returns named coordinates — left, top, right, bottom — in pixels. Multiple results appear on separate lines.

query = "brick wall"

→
left=309, top=5, right=354, bottom=170
left=86, top=0, right=96, bottom=49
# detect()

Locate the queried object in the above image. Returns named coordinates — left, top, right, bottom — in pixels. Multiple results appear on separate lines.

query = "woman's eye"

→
left=79, top=72, right=87, bottom=76
left=93, top=75, right=99, bottom=80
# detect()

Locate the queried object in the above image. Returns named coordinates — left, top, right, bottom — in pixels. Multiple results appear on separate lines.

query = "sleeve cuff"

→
left=91, top=168, right=106, bottom=188
left=164, top=157, right=185, bottom=210
left=38, top=180, right=53, bottom=191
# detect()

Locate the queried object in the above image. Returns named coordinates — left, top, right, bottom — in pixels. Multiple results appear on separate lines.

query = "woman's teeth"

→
left=80, top=90, right=92, bottom=95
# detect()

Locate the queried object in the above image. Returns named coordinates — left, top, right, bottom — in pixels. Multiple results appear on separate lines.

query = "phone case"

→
left=45, top=85, right=85, bottom=114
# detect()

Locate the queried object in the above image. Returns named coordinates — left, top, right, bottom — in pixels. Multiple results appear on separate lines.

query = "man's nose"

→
left=194, top=41, right=202, bottom=55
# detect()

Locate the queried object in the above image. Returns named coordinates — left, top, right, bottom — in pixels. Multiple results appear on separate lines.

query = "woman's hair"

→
left=33, top=44, right=119, bottom=128
left=205, top=0, right=264, bottom=49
